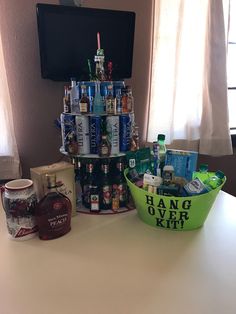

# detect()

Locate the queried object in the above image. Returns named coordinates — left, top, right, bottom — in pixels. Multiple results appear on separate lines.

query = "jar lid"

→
left=5, top=179, right=33, bottom=191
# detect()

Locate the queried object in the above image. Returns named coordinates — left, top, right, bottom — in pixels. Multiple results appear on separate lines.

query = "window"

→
left=147, top=0, right=232, bottom=156
left=227, top=0, right=236, bottom=133
left=0, top=29, right=20, bottom=179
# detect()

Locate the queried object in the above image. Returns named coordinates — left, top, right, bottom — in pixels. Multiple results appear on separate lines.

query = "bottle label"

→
left=183, top=178, right=209, bottom=195
left=118, top=183, right=127, bottom=202
left=101, top=146, right=109, bottom=155
left=106, top=99, right=116, bottom=114
left=112, top=188, right=120, bottom=211
left=83, top=184, right=91, bottom=205
left=48, top=213, right=68, bottom=229
left=79, top=102, right=88, bottom=113
left=116, top=98, right=122, bottom=113
left=90, top=194, right=100, bottom=211
left=112, top=197, right=120, bottom=211
left=127, top=97, right=133, bottom=112
left=102, top=185, right=112, bottom=205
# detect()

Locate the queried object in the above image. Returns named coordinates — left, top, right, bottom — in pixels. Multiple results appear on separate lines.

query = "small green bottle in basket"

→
left=203, top=170, right=225, bottom=190
left=192, top=164, right=209, bottom=182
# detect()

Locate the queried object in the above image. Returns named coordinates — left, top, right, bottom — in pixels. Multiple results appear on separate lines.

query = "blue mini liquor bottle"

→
left=93, top=82, right=104, bottom=114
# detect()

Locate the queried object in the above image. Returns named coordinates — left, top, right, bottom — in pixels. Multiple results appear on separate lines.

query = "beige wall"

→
left=0, top=0, right=153, bottom=177
left=0, top=0, right=64, bottom=178
left=0, top=0, right=235, bottom=195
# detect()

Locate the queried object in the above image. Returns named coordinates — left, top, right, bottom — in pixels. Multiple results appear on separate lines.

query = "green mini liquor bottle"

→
left=192, top=164, right=209, bottom=182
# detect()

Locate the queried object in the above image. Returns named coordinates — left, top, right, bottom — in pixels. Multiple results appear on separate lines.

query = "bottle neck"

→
left=86, top=163, right=94, bottom=174
left=102, top=164, right=109, bottom=175
left=117, top=162, right=124, bottom=172
left=46, top=174, right=58, bottom=193
left=158, top=140, right=165, bottom=146
left=47, top=185, right=58, bottom=194
left=71, top=80, right=76, bottom=88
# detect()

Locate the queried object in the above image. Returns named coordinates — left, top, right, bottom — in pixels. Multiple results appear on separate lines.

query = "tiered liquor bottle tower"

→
left=60, top=33, right=139, bottom=214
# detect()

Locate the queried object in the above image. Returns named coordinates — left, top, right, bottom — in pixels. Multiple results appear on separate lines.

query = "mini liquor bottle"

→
left=105, top=85, right=116, bottom=114
left=79, top=85, right=90, bottom=114
left=35, top=174, right=72, bottom=240
left=115, top=88, right=122, bottom=114
left=94, top=47, right=106, bottom=81
left=107, top=61, right=113, bottom=81
left=121, top=87, right=128, bottom=113
left=130, top=124, right=140, bottom=151
left=83, top=161, right=100, bottom=211
left=203, top=170, right=225, bottom=190
left=87, top=59, right=93, bottom=81
left=100, top=161, right=112, bottom=210
left=70, top=78, right=80, bottom=114
left=126, top=85, right=134, bottom=112
left=157, top=134, right=166, bottom=174
left=74, top=159, right=83, bottom=209
left=93, top=82, right=104, bottom=114
left=113, top=158, right=128, bottom=207
left=63, top=85, right=71, bottom=113
left=192, top=164, right=209, bottom=182
left=98, top=134, right=111, bottom=157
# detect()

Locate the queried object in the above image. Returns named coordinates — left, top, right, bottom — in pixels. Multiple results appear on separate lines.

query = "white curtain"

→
left=147, top=0, right=232, bottom=156
left=0, top=30, right=21, bottom=179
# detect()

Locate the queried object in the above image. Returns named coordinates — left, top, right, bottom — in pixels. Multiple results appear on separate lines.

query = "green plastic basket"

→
left=125, top=169, right=226, bottom=231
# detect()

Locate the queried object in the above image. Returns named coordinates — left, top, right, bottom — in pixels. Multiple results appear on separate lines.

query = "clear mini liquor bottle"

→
left=63, top=85, right=71, bottom=113
left=35, top=174, right=72, bottom=240
left=70, top=78, right=80, bottom=114
left=94, top=48, right=106, bottom=81
left=105, top=85, right=116, bottom=114
left=93, top=82, right=104, bottom=114
left=115, top=88, right=122, bottom=114
left=126, top=86, right=134, bottom=112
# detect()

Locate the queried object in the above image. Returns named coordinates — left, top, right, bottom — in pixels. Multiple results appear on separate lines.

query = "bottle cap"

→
left=215, top=170, right=225, bottom=179
left=97, top=48, right=104, bottom=56
left=157, top=134, right=165, bottom=141
left=163, top=165, right=174, bottom=172
left=199, top=164, right=208, bottom=172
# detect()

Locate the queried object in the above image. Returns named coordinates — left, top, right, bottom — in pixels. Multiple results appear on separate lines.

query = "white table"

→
left=1, top=191, right=236, bottom=314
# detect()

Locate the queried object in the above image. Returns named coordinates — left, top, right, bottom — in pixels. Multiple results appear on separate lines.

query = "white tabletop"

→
left=1, top=190, right=236, bottom=314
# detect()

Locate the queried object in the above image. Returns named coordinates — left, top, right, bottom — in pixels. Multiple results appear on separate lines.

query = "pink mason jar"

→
left=1, top=179, right=38, bottom=240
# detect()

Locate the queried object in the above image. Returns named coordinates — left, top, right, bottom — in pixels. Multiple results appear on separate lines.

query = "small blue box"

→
left=165, top=149, right=198, bottom=181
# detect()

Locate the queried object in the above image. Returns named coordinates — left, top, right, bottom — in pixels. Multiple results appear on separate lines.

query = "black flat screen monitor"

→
left=36, top=3, right=136, bottom=81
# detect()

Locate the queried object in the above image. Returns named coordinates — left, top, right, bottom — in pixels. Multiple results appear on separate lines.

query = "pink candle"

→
left=97, top=32, right=101, bottom=50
